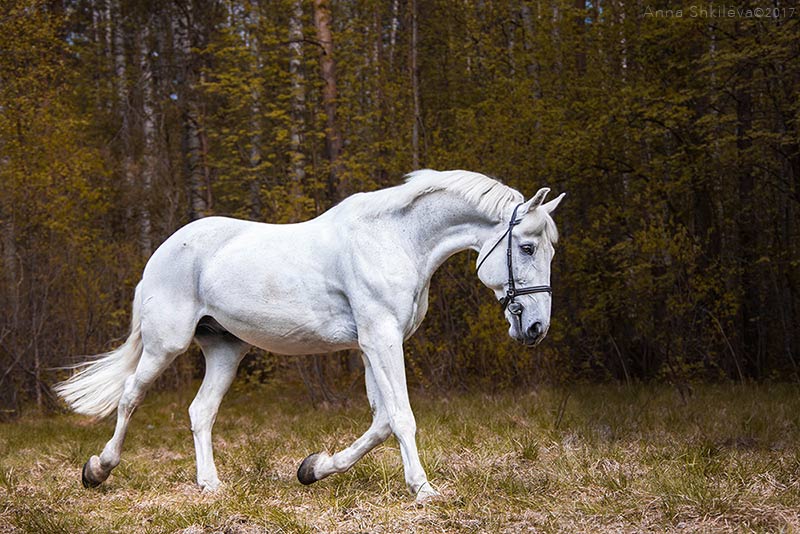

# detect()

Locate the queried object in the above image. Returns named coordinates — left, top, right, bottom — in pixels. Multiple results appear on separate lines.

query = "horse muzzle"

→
left=523, top=321, right=546, bottom=346
left=506, top=301, right=549, bottom=346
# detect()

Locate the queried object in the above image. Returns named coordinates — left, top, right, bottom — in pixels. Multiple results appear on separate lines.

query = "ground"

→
left=1, top=382, right=799, bottom=533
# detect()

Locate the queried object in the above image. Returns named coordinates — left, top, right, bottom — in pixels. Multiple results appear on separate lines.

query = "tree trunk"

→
left=138, top=25, right=155, bottom=257
left=111, top=0, right=136, bottom=224
left=313, top=0, right=344, bottom=201
left=289, top=0, right=307, bottom=212
left=520, top=2, right=541, bottom=97
left=551, top=1, right=562, bottom=76
left=574, top=0, right=585, bottom=75
left=736, top=73, right=759, bottom=377
left=173, top=2, right=208, bottom=221
left=91, top=0, right=112, bottom=69
left=103, top=0, right=112, bottom=61
left=389, top=0, right=400, bottom=68
left=1, top=216, right=16, bottom=317
left=245, top=2, right=263, bottom=220
left=410, top=0, right=421, bottom=169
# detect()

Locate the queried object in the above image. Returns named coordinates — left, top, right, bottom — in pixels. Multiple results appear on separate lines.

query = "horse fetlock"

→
left=82, top=455, right=111, bottom=488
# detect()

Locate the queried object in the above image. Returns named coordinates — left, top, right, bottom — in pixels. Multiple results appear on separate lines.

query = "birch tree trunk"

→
left=288, top=0, right=308, bottom=223
left=289, top=0, right=306, bottom=193
left=248, top=4, right=263, bottom=220
left=111, top=0, right=136, bottom=224
left=173, top=2, right=209, bottom=221
left=389, top=0, right=400, bottom=68
left=138, top=25, right=155, bottom=256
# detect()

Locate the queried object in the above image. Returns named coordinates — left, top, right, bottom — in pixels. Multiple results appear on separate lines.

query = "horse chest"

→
left=405, top=283, right=430, bottom=339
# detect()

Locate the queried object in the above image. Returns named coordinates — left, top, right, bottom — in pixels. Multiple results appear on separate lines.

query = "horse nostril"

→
left=527, top=322, right=543, bottom=339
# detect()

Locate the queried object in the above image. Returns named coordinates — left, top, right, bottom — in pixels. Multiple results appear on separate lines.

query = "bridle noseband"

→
left=476, top=202, right=552, bottom=316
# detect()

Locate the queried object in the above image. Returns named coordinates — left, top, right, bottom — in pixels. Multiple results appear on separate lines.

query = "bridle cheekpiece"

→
left=476, top=202, right=552, bottom=317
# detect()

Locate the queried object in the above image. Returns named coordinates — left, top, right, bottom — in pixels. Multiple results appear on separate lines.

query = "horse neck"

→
left=398, top=192, right=505, bottom=281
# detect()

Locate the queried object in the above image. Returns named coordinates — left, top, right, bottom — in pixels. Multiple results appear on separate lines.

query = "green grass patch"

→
left=1, top=383, right=799, bottom=532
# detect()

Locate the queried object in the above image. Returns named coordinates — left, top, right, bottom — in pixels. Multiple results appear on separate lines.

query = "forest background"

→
left=1, top=0, right=798, bottom=416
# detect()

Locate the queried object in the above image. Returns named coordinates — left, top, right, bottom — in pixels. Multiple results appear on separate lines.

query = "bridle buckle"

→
left=507, top=301, right=523, bottom=316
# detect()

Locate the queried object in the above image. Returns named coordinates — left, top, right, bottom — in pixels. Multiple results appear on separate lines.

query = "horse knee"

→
left=188, top=401, right=213, bottom=433
left=390, top=413, right=416, bottom=438
left=375, top=420, right=392, bottom=441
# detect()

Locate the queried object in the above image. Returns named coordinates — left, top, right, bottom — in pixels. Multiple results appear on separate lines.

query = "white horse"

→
left=54, top=169, right=564, bottom=502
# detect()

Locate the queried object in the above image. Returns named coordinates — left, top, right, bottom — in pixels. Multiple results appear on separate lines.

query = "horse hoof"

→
left=415, top=482, right=441, bottom=504
left=81, top=459, right=102, bottom=488
left=199, top=478, right=222, bottom=493
left=297, top=453, right=321, bottom=485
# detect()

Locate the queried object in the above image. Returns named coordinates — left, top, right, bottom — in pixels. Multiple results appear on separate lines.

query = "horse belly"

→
left=196, top=224, right=360, bottom=354
left=222, top=310, right=359, bottom=355
left=202, top=280, right=359, bottom=355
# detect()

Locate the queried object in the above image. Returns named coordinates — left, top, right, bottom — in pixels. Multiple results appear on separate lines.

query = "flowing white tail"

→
left=54, top=282, right=144, bottom=418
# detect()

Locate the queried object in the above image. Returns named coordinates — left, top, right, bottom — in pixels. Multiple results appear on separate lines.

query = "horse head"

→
left=476, top=188, right=565, bottom=346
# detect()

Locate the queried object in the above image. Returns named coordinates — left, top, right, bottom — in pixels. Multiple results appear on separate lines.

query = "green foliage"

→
left=1, top=0, right=799, bottom=413
left=0, top=0, right=133, bottom=413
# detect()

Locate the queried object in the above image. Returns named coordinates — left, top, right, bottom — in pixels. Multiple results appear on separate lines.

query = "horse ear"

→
left=541, top=192, right=566, bottom=214
left=516, top=187, right=550, bottom=218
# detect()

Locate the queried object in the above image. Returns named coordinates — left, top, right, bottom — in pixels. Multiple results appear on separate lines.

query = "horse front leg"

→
left=300, top=321, right=438, bottom=502
left=361, top=331, right=438, bottom=502
left=298, top=355, right=391, bottom=484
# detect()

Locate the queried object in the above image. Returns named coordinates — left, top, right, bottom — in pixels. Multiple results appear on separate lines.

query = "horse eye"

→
left=520, top=244, right=534, bottom=255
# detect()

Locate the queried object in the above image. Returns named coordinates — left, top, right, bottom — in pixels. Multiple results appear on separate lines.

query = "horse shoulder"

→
left=341, top=223, right=425, bottom=335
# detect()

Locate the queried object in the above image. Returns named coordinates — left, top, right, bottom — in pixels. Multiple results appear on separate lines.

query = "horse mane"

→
left=352, top=169, right=524, bottom=222
left=337, top=169, right=559, bottom=243
left=404, top=170, right=560, bottom=244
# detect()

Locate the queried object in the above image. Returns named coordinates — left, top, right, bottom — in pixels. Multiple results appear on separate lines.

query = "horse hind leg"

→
left=82, top=301, right=196, bottom=488
left=190, top=322, right=249, bottom=492
left=82, top=346, right=185, bottom=487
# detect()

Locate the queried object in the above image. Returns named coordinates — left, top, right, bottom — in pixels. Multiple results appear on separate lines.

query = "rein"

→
left=476, top=202, right=552, bottom=316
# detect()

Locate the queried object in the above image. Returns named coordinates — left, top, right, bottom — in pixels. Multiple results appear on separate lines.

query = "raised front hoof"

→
left=297, top=453, right=322, bottom=485
left=81, top=456, right=107, bottom=488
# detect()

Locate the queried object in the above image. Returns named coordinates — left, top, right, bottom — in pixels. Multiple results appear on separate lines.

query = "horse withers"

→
left=54, top=169, right=565, bottom=503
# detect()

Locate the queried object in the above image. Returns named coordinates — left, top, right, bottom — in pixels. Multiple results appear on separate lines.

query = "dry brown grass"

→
left=1, top=382, right=800, bottom=533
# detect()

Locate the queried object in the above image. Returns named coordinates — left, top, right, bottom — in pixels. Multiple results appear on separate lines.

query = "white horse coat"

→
left=55, top=169, right=564, bottom=502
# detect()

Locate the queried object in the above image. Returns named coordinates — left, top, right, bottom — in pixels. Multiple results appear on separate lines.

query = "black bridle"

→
left=476, top=202, right=552, bottom=316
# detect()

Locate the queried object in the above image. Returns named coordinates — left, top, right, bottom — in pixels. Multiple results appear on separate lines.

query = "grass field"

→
left=1, top=382, right=799, bottom=533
